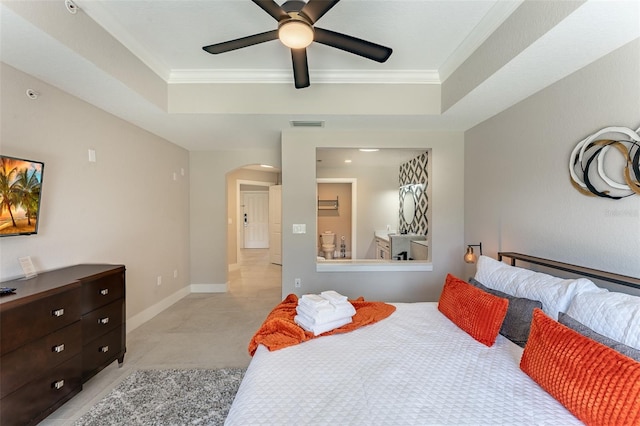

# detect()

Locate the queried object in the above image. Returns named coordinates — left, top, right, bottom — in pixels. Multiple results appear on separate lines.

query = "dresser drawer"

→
left=81, top=270, right=124, bottom=314
left=0, top=321, right=82, bottom=399
left=0, top=287, right=81, bottom=356
left=0, top=353, right=82, bottom=426
left=82, top=327, right=125, bottom=380
left=82, top=299, right=123, bottom=338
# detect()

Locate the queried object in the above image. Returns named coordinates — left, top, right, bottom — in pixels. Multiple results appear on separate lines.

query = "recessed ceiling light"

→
left=260, top=164, right=274, bottom=168
left=359, top=148, right=379, bottom=152
left=344, top=159, right=352, bottom=163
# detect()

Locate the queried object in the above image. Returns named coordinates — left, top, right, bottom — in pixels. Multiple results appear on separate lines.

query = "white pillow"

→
left=566, top=291, right=640, bottom=350
left=474, top=255, right=602, bottom=320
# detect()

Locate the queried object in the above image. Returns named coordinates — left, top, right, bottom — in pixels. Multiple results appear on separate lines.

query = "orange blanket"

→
left=248, top=294, right=396, bottom=356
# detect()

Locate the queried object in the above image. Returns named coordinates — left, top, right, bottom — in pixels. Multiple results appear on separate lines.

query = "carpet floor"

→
left=74, top=368, right=246, bottom=426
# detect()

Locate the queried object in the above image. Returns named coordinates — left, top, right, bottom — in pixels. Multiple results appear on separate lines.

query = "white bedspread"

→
left=225, top=302, right=582, bottom=425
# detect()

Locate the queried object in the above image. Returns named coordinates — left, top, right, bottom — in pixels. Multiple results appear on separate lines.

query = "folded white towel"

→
left=320, top=290, right=348, bottom=304
left=296, top=302, right=356, bottom=325
left=295, top=314, right=353, bottom=336
left=299, top=294, right=330, bottom=309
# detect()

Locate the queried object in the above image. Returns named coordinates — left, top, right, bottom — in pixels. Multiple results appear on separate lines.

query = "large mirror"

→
left=316, top=148, right=431, bottom=263
left=402, top=190, right=416, bottom=225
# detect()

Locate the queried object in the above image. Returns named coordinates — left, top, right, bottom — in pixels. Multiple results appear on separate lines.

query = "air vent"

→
left=290, top=120, right=325, bottom=128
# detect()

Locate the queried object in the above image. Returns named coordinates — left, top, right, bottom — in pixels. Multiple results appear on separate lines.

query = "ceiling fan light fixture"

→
left=278, top=18, right=314, bottom=49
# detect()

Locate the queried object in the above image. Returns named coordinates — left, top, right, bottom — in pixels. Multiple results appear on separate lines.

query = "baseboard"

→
left=191, top=282, right=228, bottom=293
left=126, top=282, right=228, bottom=334
left=126, top=286, right=191, bottom=333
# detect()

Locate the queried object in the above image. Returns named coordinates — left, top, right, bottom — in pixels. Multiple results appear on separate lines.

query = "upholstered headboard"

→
left=498, top=252, right=640, bottom=294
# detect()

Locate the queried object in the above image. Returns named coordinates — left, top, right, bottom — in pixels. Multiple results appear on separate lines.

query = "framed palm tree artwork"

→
left=0, top=155, right=45, bottom=237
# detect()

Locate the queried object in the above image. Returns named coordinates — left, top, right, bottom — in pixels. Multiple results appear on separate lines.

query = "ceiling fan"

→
left=202, top=0, right=393, bottom=89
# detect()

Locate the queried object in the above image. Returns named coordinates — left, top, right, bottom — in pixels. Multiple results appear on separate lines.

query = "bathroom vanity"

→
left=410, top=240, right=429, bottom=260
left=318, top=231, right=432, bottom=272
left=375, top=235, right=391, bottom=260
left=374, top=232, right=427, bottom=261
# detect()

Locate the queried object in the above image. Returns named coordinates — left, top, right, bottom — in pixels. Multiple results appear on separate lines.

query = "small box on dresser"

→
left=0, top=264, right=125, bottom=426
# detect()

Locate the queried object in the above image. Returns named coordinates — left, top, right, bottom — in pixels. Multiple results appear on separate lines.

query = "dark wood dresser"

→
left=0, top=264, right=125, bottom=426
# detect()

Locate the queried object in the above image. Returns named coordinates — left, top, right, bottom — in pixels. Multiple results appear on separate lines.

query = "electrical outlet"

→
left=295, top=278, right=301, bottom=288
left=173, top=269, right=178, bottom=278
left=157, top=276, right=162, bottom=286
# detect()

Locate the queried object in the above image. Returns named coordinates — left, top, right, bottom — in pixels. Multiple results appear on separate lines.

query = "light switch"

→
left=292, top=224, right=306, bottom=234
left=88, top=149, right=96, bottom=162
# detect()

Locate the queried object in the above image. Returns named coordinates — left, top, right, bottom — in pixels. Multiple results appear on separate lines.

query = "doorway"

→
left=231, top=174, right=280, bottom=271
left=317, top=178, right=357, bottom=259
left=241, top=191, right=269, bottom=249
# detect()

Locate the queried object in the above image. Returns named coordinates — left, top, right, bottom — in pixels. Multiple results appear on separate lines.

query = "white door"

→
left=242, top=191, right=269, bottom=249
left=269, top=185, right=282, bottom=265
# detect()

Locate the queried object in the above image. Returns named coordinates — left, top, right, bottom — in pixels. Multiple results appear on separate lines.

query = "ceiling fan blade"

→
left=291, top=48, right=310, bottom=89
left=300, top=0, right=340, bottom=24
left=203, top=30, right=278, bottom=54
left=252, top=0, right=289, bottom=21
left=314, top=27, right=392, bottom=63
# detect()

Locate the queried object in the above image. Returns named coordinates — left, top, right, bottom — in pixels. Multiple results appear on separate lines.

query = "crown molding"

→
left=168, top=69, right=440, bottom=85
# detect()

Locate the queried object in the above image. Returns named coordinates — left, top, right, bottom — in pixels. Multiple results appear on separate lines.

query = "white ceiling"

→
left=74, top=0, right=507, bottom=80
left=1, top=0, right=639, bottom=152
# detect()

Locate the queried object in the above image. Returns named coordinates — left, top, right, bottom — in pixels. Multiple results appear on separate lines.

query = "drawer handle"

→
left=52, top=380, right=65, bottom=390
left=98, top=317, right=110, bottom=325
left=52, top=344, right=65, bottom=353
left=100, top=289, right=109, bottom=296
left=100, top=345, right=109, bottom=353
left=52, top=308, right=65, bottom=317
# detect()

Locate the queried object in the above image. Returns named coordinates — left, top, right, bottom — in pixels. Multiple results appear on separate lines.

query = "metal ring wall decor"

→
left=569, top=126, right=640, bottom=199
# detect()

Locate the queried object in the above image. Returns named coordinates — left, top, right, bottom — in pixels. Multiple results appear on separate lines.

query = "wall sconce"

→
left=464, top=243, right=482, bottom=264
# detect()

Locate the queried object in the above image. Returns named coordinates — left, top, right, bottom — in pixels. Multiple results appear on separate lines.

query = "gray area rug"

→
left=74, top=368, right=246, bottom=426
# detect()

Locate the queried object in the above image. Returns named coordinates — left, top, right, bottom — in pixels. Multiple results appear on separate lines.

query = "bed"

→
left=225, top=253, right=640, bottom=425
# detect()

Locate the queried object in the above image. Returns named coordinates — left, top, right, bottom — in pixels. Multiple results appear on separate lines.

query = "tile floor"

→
left=41, top=249, right=282, bottom=425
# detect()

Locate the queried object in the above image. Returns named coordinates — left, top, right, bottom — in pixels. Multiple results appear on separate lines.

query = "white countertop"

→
left=374, top=230, right=395, bottom=241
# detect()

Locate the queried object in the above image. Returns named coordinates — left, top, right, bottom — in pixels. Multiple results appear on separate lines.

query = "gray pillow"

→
left=469, top=278, right=542, bottom=347
left=558, top=312, right=640, bottom=362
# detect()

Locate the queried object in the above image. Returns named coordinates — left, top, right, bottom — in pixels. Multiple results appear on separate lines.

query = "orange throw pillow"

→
left=437, top=274, right=508, bottom=347
left=521, top=309, right=640, bottom=425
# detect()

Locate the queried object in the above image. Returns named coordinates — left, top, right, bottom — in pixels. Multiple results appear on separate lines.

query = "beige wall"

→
left=282, top=129, right=465, bottom=302
left=464, top=39, right=640, bottom=282
left=0, top=64, right=189, bottom=321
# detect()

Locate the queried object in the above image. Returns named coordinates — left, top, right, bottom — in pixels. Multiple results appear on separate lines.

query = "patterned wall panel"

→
left=399, top=151, right=429, bottom=235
